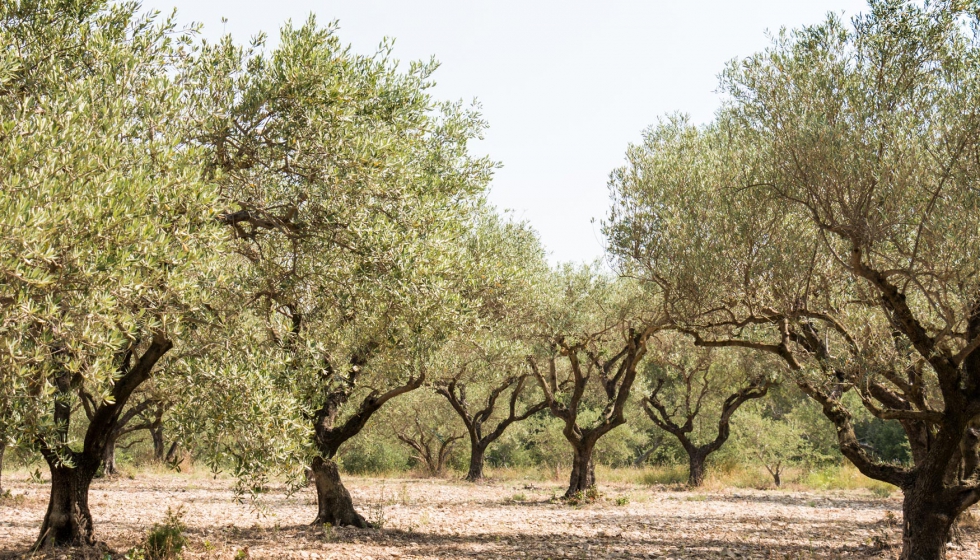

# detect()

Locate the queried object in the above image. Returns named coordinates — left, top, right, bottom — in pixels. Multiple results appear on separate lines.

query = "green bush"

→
left=145, top=506, right=187, bottom=560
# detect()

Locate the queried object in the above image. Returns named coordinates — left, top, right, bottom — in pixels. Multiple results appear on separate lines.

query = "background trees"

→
left=606, top=1, right=980, bottom=557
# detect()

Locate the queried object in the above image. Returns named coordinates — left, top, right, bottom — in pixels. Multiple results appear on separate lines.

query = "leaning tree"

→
left=0, top=0, right=225, bottom=547
left=606, top=2, right=980, bottom=557
left=187, top=17, right=496, bottom=527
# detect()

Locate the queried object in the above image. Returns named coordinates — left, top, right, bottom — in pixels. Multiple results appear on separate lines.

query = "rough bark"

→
left=900, top=481, right=957, bottom=560
left=567, top=441, right=596, bottom=496
left=99, top=437, right=118, bottom=477
left=310, top=457, right=370, bottom=528
left=35, top=336, right=172, bottom=549
left=687, top=449, right=708, bottom=487
left=34, top=459, right=99, bottom=549
left=466, top=443, right=487, bottom=482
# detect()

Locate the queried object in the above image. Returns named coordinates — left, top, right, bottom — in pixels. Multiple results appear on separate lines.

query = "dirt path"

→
left=1, top=471, right=977, bottom=559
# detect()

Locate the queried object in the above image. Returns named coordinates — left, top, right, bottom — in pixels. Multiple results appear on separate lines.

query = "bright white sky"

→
left=144, top=0, right=869, bottom=265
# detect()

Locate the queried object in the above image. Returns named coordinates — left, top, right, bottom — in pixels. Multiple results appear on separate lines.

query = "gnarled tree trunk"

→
left=34, top=458, right=99, bottom=549
left=900, top=481, right=957, bottom=560
left=310, top=457, right=370, bottom=528
left=438, top=376, right=548, bottom=483
left=466, top=441, right=487, bottom=482
left=99, top=436, right=118, bottom=477
left=687, top=448, right=708, bottom=487
left=151, top=424, right=165, bottom=462
left=35, top=336, right=172, bottom=549
left=566, top=441, right=596, bottom=497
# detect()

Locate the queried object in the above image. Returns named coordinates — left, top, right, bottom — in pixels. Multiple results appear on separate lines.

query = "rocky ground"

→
left=1, top=471, right=977, bottom=559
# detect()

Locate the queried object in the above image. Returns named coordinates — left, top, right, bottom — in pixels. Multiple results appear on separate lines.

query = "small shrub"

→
left=509, top=492, right=527, bottom=503
left=615, top=495, right=630, bottom=506
left=566, top=486, right=602, bottom=506
left=145, top=506, right=187, bottom=560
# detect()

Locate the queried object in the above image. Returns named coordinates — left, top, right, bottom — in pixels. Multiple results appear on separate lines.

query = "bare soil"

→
left=1, top=471, right=978, bottom=559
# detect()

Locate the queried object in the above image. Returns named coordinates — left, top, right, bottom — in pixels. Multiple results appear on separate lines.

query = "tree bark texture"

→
left=687, top=450, right=708, bottom=488
left=310, top=457, right=370, bottom=528
left=566, top=442, right=596, bottom=497
left=34, top=459, right=99, bottom=548
left=466, top=442, right=487, bottom=482
left=35, top=336, right=172, bottom=549
left=900, top=481, right=957, bottom=560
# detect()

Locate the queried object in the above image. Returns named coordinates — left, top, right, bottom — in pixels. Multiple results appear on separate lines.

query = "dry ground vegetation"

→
left=3, top=466, right=979, bottom=560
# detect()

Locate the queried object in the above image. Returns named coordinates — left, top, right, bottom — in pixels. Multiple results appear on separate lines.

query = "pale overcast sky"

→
left=143, top=0, right=869, bottom=264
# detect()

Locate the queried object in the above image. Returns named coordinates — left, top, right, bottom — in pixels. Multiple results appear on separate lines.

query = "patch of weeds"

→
left=640, top=465, right=687, bottom=486
left=398, top=483, right=411, bottom=505
left=320, top=523, right=335, bottom=542
left=881, top=510, right=899, bottom=526
left=28, top=468, right=44, bottom=484
left=509, top=492, right=527, bottom=503
left=807, top=500, right=818, bottom=507
left=566, top=486, right=603, bottom=506
left=868, top=533, right=892, bottom=551
left=615, top=494, right=630, bottom=506
left=685, top=494, right=706, bottom=502
left=124, top=548, right=147, bottom=560
left=233, top=547, right=250, bottom=559
left=371, top=483, right=388, bottom=529
left=145, top=505, right=187, bottom=560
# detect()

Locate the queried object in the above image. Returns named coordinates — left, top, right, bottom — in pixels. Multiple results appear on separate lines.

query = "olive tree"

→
left=606, top=2, right=980, bottom=557
left=188, top=18, right=495, bottom=527
left=527, top=268, right=661, bottom=497
left=642, top=337, right=773, bottom=487
left=0, top=0, right=224, bottom=547
left=435, top=210, right=550, bottom=481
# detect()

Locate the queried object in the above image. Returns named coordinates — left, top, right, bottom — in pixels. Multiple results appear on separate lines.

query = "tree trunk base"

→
left=465, top=446, right=486, bottom=482
left=687, top=453, right=707, bottom=488
left=564, top=447, right=596, bottom=498
left=900, top=486, right=956, bottom=560
left=33, top=464, right=97, bottom=550
left=310, top=457, right=371, bottom=528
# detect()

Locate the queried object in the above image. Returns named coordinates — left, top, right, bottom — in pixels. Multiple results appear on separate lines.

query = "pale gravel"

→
left=1, top=471, right=977, bottom=559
